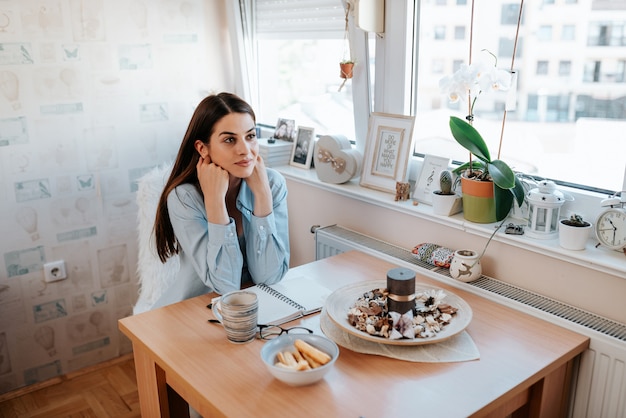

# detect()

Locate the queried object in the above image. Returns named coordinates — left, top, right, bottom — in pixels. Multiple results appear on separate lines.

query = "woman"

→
left=151, top=93, right=290, bottom=309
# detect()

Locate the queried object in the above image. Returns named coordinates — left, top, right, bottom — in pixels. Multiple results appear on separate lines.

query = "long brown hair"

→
left=154, top=92, right=256, bottom=262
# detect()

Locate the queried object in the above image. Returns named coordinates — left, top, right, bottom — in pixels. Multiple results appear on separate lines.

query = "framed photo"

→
left=290, top=126, right=315, bottom=169
left=360, top=112, right=415, bottom=194
left=412, top=154, right=451, bottom=204
left=273, top=118, right=296, bottom=142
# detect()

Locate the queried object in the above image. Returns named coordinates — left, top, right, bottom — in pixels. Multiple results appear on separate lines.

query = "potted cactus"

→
left=431, top=170, right=463, bottom=216
left=559, top=214, right=592, bottom=250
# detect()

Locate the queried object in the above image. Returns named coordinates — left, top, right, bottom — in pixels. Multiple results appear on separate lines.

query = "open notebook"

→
left=213, top=275, right=332, bottom=326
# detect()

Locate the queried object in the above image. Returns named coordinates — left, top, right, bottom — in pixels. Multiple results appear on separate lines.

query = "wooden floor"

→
left=0, top=353, right=140, bottom=418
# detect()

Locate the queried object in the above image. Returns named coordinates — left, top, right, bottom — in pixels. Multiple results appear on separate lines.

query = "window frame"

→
left=229, top=0, right=623, bottom=197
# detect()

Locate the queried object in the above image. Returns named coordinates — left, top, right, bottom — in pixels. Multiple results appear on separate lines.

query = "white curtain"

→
left=226, top=0, right=258, bottom=108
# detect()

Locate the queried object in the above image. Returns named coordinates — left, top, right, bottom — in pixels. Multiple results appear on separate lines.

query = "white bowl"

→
left=260, top=334, right=339, bottom=386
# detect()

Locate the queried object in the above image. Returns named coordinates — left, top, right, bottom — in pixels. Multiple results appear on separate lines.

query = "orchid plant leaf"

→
left=487, top=160, right=515, bottom=189
left=449, top=116, right=491, bottom=162
left=512, top=176, right=525, bottom=207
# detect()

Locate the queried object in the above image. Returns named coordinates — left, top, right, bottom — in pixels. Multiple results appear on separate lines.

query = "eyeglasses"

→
left=258, top=324, right=314, bottom=340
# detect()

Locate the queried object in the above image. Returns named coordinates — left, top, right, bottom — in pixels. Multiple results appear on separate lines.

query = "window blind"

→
left=255, top=0, right=345, bottom=38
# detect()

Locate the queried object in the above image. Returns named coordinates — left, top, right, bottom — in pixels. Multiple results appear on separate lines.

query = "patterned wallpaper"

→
left=0, top=0, right=224, bottom=394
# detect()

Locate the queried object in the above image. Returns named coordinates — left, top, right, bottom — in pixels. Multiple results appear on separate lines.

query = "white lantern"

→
left=526, top=180, right=566, bottom=239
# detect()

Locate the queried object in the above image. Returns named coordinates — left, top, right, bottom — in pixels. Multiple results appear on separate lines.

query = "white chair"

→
left=133, top=163, right=180, bottom=314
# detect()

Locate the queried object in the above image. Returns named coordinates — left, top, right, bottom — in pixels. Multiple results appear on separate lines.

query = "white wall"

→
left=284, top=177, right=626, bottom=325
left=0, top=0, right=232, bottom=394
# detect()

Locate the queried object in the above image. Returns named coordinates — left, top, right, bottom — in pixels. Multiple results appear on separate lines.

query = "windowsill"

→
left=276, top=164, right=626, bottom=280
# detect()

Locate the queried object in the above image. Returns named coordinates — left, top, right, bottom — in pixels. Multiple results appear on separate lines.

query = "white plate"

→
left=325, top=280, right=473, bottom=346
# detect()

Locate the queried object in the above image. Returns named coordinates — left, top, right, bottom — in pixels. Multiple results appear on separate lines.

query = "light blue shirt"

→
left=152, top=168, right=290, bottom=309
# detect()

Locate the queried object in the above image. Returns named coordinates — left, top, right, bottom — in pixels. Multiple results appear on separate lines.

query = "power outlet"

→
left=44, top=260, right=67, bottom=283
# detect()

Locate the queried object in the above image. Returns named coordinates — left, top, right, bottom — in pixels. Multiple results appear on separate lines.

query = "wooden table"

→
left=119, top=251, right=589, bottom=418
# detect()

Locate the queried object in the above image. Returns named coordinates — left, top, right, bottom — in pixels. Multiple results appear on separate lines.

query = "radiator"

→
left=314, top=224, right=626, bottom=418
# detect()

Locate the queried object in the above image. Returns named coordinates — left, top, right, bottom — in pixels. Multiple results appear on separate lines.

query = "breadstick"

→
left=275, top=351, right=294, bottom=368
left=294, top=339, right=331, bottom=365
left=275, top=351, right=288, bottom=366
left=275, top=350, right=311, bottom=370
left=283, top=351, right=298, bottom=367
left=296, top=359, right=311, bottom=371
left=292, top=349, right=304, bottom=363
left=300, top=351, right=322, bottom=369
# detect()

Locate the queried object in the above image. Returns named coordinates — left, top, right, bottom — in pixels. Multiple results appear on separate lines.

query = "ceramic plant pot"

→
left=558, top=220, right=592, bottom=250
left=460, top=176, right=496, bottom=223
left=431, top=192, right=463, bottom=216
left=339, top=62, right=354, bottom=79
left=449, top=249, right=482, bottom=283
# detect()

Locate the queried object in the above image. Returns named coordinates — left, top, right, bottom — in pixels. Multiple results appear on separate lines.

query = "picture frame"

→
left=273, top=118, right=296, bottom=142
left=412, top=154, right=451, bottom=204
left=360, top=112, right=415, bottom=194
left=289, top=126, right=316, bottom=169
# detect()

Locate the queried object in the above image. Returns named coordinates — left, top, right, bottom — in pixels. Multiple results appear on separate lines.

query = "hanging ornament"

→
left=338, top=3, right=354, bottom=92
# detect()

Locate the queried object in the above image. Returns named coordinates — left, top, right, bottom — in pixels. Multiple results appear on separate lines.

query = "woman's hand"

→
left=244, top=155, right=272, bottom=217
left=197, top=155, right=230, bottom=224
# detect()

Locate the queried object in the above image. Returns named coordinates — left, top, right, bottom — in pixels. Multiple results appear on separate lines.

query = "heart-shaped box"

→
left=314, top=135, right=362, bottom=184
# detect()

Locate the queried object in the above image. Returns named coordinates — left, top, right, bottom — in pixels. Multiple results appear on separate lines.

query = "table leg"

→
left=133, top=344, right=174, bottom=418
left=167, top=384, right=191, bottom=418
left=514, top=360, right=573, bottom=418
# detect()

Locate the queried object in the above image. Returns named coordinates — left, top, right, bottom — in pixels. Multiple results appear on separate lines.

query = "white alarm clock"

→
left=595, top=196, right=626, bottom=251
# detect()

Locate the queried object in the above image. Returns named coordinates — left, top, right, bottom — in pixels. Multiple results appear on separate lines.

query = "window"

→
left=252, top=0, right=356, bottom=140
left=588, top=22, right=626, bottom=46
left=413, top=0, right=626, bottom=192
left=584, top=59, right=626, bottom=83
left=434, top=25, right=446, bottom=40
left=501, top=4, right=522, bottom=25
left=536, top=60, right=549, bottom=75
left=241, top=1, right=625, bottom=193
left=432, top=59, right=445, bottom=74
left=454, top=25, right=466, bottom=40
left=561, top=24, right=576, bottom=41
left=538, top=25, right=553, bottom=41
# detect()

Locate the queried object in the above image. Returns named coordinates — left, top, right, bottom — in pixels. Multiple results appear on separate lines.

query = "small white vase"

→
left=558, top=221, right=592, bottom=251
left=449, top=249, right=482, bottom=283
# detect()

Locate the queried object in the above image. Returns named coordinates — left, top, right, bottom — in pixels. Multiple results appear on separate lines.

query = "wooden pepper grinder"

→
left=386, top=267, right=416, bottom=314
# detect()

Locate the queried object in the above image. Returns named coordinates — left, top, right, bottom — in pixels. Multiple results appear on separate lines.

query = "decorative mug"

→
left=449, top=249, right=482, bottom=283
left=212, top=290, right=258, bottom=344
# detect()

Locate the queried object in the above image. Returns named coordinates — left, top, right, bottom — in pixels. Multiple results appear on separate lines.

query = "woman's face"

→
left=205, top=112, right=258, bottom=178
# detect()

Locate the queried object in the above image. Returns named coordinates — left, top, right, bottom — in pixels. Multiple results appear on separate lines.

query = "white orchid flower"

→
left=477, top=66, right=512, bottom=93
left=440, top=63, right=483, bottom=103
left=439, top=51, right=514, bottom=109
